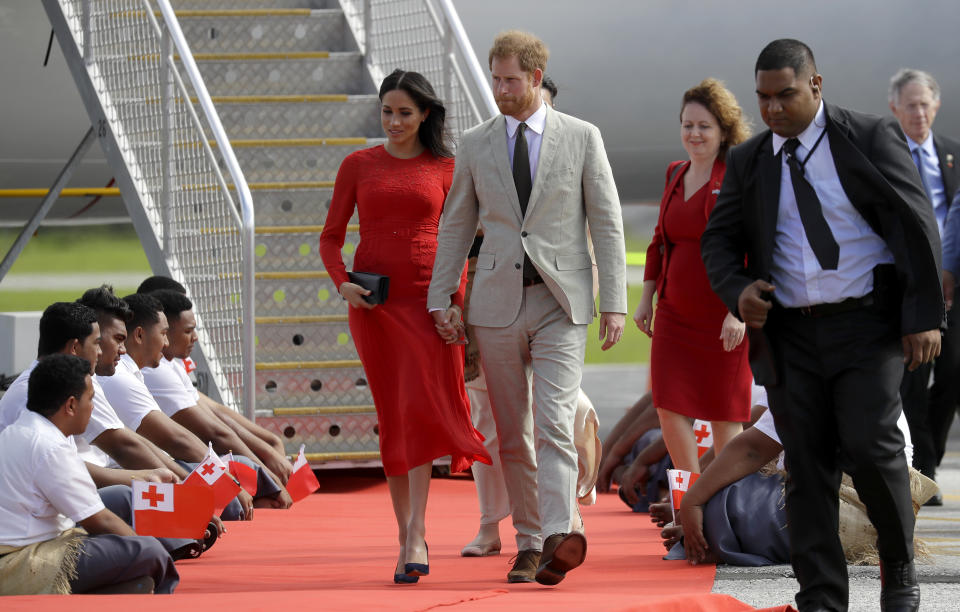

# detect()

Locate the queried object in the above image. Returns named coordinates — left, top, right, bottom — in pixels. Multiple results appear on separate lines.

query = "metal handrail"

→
left=151, top=0, right=256, bottom=420
left=43, top=0, right=255, bottom=419
left=340, top=0, right=496, bottom=141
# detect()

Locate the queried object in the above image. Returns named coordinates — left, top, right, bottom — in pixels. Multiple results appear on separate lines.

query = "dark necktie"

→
left=513, top=123, right=532, bottom=216
left=513, top=123, right=537, bottom=280
left=782, top=137, right=839, bottom=270
left=912, top=147, right=935, bottom=204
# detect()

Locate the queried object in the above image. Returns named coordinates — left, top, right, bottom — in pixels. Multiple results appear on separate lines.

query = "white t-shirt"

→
left=0, top=411, right=105, bottom=547
left=0, top=361, right=124, bottom=468
left=141, top=357, right=200, bottom=417
left=96, top=354, right=162, bottom=431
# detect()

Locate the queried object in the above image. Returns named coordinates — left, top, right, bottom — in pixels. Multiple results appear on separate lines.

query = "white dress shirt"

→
left=0, top=410, right=105, bottom=547
left=505, top=101, right=547, bottom=182
left=906, top=132, right=947, bottom=236
left=771, top=101, right=895, bottom=307
left=96, top=354, right=162, bottom=431
left=142, top=357, right=200, bottom=417
left=0, top=360, right=124, bottom=468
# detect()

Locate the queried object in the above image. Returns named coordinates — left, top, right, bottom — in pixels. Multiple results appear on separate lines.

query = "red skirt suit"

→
left=644, top=158, right=752, bottom=422
left=319, top=146, right=491, bottom=475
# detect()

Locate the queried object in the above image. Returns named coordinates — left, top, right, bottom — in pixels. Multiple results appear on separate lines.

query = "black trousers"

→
left=765, top=304, right=914, bottom=612
left=901, top=297, right=960, bottom=478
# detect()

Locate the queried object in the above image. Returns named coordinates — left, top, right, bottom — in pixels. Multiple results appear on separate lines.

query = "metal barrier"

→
left=339, top=0, right=497, bottom=141
left=43, top=0, right=255, bottom=418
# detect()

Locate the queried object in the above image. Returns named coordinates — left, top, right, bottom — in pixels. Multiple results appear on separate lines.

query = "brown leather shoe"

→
left=535, top=532, right=587, bottom=585
left=507, top=549, right=541, bottom=583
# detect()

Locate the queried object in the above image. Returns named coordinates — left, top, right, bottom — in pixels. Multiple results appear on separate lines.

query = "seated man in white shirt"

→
left=73, top=286, right=192, bottom=479
left=137, top=275, right=291, bottom=468
left=97, top=293, right=253, bottom=520
left=143, top=290, right=291, bottom=508
left=0, top=354, right=178, bottom=594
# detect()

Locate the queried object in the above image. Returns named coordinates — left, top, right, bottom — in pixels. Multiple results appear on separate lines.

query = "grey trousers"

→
left=68, top=533, right=179, bottom=593
left=473, top=283, right=587, bottom=550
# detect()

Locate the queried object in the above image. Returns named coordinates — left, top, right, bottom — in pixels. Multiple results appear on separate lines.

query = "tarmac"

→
left=580, top=364, right=960, bottom=611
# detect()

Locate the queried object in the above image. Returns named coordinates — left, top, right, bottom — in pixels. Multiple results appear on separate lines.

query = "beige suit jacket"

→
left=428, top=106, right=627, bottom=326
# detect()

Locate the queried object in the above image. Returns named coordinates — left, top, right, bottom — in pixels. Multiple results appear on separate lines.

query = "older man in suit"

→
left=701, top=39, right=941, bottom=612
left=428, top=30, right=626, bottom=586
left=889, top=69, right=960, bottom=504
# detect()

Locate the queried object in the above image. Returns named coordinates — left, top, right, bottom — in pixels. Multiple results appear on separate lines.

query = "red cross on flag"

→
left=692, top=420, right=713, bottom=458
left=184, top=443, right=241, bottom=514
left=131, top=480, right=215, bottom=539
left=285, top=444, right=320, bottom=503
left=666, top=468, right=700, bottom=524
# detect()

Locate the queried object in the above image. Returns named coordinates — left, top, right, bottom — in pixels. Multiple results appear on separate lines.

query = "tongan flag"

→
left=692, top=420, right=713, bottom=458
left=132, top=481, right=214, bottom=539
left=185, top=443, right=241, bottom=514
left=223, top=451, right=258, bottom=496
left=667, top=468, right=700, bottom=523
left=286, top=444, right=320, bottom=502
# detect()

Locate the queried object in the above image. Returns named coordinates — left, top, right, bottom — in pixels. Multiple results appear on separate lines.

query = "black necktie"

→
left=513, top=123, right=532, bottom=216
left=782, top=137, right=839, bottom=270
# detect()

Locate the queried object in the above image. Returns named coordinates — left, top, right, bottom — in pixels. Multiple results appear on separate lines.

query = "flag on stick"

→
left=132, top=481, right=214, bottom=539
left=185, top=443, right=241, bottom=514
left=692, top=420, right=713, bottom=458
left=223, top=451, right=258, bottom=496
left=667, top=468, right=700, bottom=524
left=286, top=444, right=320, bottom=502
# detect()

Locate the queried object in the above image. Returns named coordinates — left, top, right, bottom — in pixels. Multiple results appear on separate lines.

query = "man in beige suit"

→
left=428, top=31, right=627, bottom=586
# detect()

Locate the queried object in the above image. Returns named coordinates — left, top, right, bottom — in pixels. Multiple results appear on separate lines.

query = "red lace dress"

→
left=319, top=146, right=491, bottom=475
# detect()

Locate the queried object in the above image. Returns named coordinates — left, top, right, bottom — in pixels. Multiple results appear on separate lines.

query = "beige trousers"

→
left=473, top=284, right=586, bottom=550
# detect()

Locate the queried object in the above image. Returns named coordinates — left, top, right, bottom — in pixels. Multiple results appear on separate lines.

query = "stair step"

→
left=173, top=10, right=346, bottom=54
left=245, top=185, right=335, bottom=227
left=230, top=139, right=381, bottom=182
left=254, top=227, right=356, bottom=272
left=194, top=52, right=366, bottom=96
left=172, top=1, right=340, bottom=10
left=255, top=363, right=371, bottom=410
left=255, top=274, right=345, bottom=317
left=208, top=95, right=380, bottom=140
left=255, top=318, right=354, bottom=362
left=255, top=415, right=380, bottom=459
left=271, top=405, right=376, bottom=416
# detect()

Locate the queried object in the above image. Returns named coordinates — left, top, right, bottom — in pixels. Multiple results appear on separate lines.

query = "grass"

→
left=0, top=226, right=649, bottom=363
left=585, top=284, right=648, bottom=364
left=0, top=226, right=150, bottom=274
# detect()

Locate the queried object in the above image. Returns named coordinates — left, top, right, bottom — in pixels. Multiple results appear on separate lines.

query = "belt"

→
left=782, top=294, right=875, bottom=318
left=522, top=274, right=544, bottom=287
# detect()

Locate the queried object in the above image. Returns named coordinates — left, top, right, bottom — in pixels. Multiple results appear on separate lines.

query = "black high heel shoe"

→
left=404, top=542, right=429, bottom=577
left=393, top=572, right=419, bottom=584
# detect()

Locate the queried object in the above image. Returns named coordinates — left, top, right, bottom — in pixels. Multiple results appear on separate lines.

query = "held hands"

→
left=339, top=282, right=376, bottom=310
left=599, top=312, right=626, bottom=351
left=737, top=280, right=775, bottom=328
left=720, top=311, right=746, bottom=351
left=902, top=330, right=941, bottom=372
left=431, top=306, right=464, bottom=344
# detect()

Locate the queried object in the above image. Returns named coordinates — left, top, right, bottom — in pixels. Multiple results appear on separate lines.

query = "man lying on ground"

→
left=0, top=354, right=178, bottom=595
left=137, top=275, right=292, bottom=469
left=96, top=293, right=253, bottom=520
left=142, top=289, right=291, bottom=508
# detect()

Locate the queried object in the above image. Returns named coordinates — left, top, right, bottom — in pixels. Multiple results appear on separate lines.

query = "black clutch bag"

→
left=347, top=271, right=390, bottom=304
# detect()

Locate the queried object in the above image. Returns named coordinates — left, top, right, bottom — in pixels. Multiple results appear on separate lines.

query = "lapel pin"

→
left=947, top=154, right=954, bottom=169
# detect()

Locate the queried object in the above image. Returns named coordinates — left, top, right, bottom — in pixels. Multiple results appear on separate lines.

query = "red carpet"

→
left=4, top=472, right=794, bottom=610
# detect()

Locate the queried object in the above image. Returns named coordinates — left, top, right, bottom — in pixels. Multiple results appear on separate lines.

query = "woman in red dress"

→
left=319, top=70, right=490, bottom=584
left=634, top=79, right=753, bottom=474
